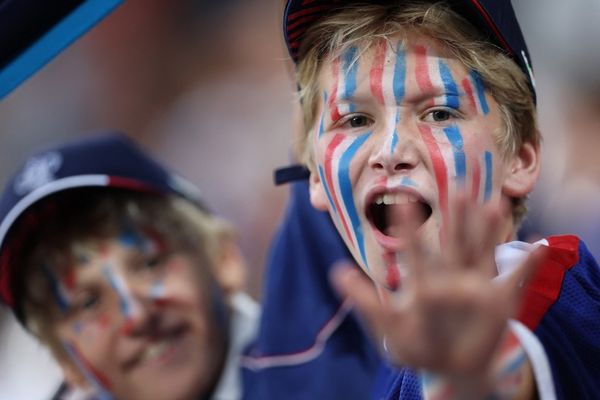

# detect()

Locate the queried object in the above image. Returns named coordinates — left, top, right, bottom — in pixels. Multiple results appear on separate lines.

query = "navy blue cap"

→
left=0, top=132, right=206, bottom=309
left=0, top=0, right=123, bottom=99
left=283, top=0, right=536, bottom=100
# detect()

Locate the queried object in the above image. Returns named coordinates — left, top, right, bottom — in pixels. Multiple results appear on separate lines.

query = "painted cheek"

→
left=483, top=151, right=493, bottom=202
left=335, top=133, right=372, bottom=269
left=102, top=265, right=139, bottom=335
left=41, top=265, right=71, bottom=312
left=419, top=125, right=449, bottom=246
left=63, top=341, right=113, bottom=398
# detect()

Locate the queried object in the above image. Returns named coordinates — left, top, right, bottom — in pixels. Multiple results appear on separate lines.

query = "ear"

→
left=501, top=141, right=541, bottom=197
left=309, top=168, right=329, bottom=211
left=211, top=237, right=247, bottom=296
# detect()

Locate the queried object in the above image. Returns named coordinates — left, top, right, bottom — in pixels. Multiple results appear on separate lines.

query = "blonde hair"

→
left=10, top=189, right=233, bottom=361
left=295, top=1, right=539, bottom=222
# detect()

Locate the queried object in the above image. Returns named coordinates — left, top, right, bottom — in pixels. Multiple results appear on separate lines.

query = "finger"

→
left=446, top=192, right=470, bottom=269
left=330, top=262, right=388, bottom=340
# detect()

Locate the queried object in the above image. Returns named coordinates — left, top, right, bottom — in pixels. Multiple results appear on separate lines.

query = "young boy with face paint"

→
left=0, top=133, right=258, bottom=400
left=280, top=0, right=600, bottom=398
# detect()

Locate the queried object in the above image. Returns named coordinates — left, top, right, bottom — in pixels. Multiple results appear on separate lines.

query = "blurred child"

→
left=0, top=132, right=258, bottom=400
left=280, top=0, right=600, bottom=398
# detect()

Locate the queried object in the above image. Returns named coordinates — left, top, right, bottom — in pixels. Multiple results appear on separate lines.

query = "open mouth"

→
left=123, top=324, right=189, bottom=371
left=366, top=192, right=432, bottom=238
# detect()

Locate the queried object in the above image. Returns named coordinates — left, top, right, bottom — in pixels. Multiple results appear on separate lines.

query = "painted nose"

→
left=103, top=268, right=159, bottom=336
left=369, top=133, right=419, bottom=174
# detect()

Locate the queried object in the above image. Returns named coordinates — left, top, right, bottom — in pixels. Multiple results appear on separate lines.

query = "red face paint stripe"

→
left=471, top=155, right=481, bottom=202
left=325, top=134, right=353, bottom=243
left=419, top=125, right=448, bottom=225
left=71, top=343, right=112, bottom=389
left=415, top=46, right=434, bottom=93
left=370, top=39, right=386, bottom=105
left=462, top=78, right=477, bottom=113
left=328, top=57, right=341, bottom=122
left=414, top=45, right=436, bottom=108
left=63, top=270, right=76, bottom=290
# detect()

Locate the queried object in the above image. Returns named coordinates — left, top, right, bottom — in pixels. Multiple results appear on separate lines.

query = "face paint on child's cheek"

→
left=325, top=132, right=371, bottom=269
left=443, top=125, right=467, bottom=183
left=41, top=265, right=71, bottom=312
left=63, top=341, right=113, bottom=399
left=483, top=151, right=493, bottom=202
left=102, top=264, right=139, bottom=335
left=470, top=153, right=482, bottom=201
left=419, top=125, right=449, bottom=229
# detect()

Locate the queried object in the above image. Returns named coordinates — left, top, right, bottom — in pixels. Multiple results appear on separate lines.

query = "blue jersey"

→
left=241, top=180, right=384, bottom=399
left=380, top=235, right=600, bottom=399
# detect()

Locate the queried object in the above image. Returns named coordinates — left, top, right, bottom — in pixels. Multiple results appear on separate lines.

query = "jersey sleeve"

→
left=517, top=235, right=600, bottom=399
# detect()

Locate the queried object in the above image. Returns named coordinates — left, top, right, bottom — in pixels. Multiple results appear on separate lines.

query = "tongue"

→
left=384, top=203, right=427, bottom=238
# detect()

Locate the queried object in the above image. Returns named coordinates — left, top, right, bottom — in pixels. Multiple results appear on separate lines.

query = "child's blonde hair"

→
left=295, top=1, right=539, bottom=223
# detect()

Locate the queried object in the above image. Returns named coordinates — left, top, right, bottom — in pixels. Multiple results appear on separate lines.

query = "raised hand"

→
left=332, top=196, right=545, bottom=399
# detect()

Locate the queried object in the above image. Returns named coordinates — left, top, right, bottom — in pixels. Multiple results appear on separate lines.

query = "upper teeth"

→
left=141, top=340, right=171, bottom=363
left=374, top=193, right=419, bottom=205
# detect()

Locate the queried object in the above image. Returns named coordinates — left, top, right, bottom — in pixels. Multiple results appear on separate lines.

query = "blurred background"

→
left=1, top=0, right=599, bottom=398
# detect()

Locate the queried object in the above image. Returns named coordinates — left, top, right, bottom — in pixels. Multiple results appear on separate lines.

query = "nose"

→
left=104, top=269, right=160, bottom=336
left=368, top=125, right=420, bottom=174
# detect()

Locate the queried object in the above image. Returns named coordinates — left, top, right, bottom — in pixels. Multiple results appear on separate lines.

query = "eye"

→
left=339, top=114, right=374, bottom=129
left=422, top=107, right=460, bottom=123
left=144, top=254, right=165, bottom=270
left=73, top=292, right=100, bottom=312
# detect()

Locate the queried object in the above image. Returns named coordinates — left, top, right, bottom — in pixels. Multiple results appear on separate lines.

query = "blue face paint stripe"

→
left=118, top=229, right=143, bottom=249
left=318, top=165, right=337, bottom=214
left=401, top=177, right=418, bottom=188
left=338, top=133, right=372, bottom=268
left=318, top=92, right=327, bottom=138
left=470, top=71, right=489, bottom=115
left=103, top=266, right=130, bottom=318
left=393, top=46, right=406, bottom=104
left=391, top=112, right=400, bottom=154
left=484, top=151, right=493, bottom=201
left=439, top=60, right=460, bottom=109
left=63, top=342, right=113, bottom=400
left=443, top=126, right=466, bottom=180
left=342, top=47, right=359, bottom=112
left=41, top=265, right=70, bottom=312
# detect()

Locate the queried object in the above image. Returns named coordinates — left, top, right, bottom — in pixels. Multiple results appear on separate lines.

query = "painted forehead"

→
left=320, top=36, right=474, bottom=98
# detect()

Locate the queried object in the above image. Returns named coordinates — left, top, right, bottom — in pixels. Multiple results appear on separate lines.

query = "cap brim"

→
left=0, top=174, right=159, bottom=255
